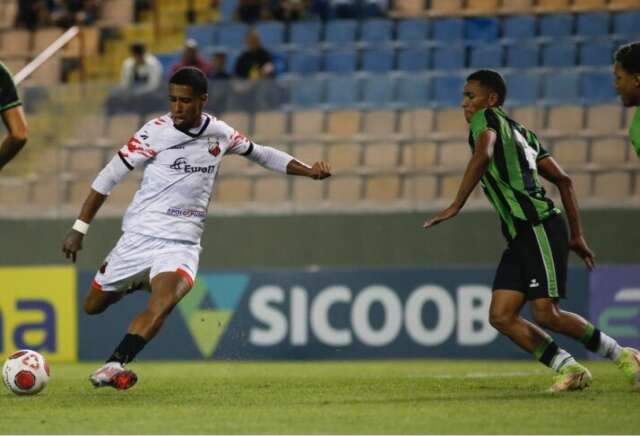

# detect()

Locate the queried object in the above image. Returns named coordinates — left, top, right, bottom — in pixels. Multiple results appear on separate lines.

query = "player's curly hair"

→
left=169, top=67, right=208, bottom=96
left=466, top=69, right=506, bottom=106
left=615, top=42, right=640, bottom=75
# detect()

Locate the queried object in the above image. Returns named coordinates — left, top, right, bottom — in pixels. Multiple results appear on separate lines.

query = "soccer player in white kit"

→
left=62, top=67, right=332, bottom=390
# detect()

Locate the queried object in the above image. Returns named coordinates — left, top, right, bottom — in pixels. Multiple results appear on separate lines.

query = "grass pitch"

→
left=0, top=360, right=638, bottom=434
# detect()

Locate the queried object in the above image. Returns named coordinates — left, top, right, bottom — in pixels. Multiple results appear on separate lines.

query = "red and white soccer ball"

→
left=2, top=350, right=50, bottom=395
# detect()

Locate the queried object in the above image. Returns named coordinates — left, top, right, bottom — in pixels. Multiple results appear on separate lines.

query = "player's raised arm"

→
left=0, top=105, right=28, bottom=171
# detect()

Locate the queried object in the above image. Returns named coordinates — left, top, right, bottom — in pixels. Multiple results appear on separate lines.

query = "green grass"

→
left=0, top=360, right=638, bottom=434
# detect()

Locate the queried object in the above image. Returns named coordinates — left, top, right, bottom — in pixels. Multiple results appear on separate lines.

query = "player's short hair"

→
left=466, top=69, right=507, bottom=105
left=615, top=42, right=640, bottom=75
left=169, top=67, right=208, bottom=96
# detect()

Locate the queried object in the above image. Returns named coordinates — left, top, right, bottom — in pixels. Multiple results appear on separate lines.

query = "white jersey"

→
left=99, top=113, right=272, bottom=244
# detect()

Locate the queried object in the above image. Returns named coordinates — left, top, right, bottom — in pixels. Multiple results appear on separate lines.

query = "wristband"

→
left=72, top=219, right=90, bottom=235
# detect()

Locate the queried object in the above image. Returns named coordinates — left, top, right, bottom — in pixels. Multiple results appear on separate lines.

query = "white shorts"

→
left=92, top=232, right=201, bottom=292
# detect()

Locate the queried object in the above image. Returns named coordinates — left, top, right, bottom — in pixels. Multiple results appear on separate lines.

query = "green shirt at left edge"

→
left=630, top=106, right=640, bottom=158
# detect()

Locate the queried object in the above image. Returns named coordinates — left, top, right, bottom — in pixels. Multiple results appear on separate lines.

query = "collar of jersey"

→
left=174, top=114, right=210, bottom=138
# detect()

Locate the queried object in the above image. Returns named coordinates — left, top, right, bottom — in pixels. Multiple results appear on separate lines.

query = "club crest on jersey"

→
left=208, top=138, right=221, bottom=157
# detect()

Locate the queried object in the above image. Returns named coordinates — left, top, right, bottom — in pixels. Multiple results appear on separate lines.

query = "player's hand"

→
left=62, top=229, right=84, bottom=263
left=569, top=235, right=596, bottom=271
left=423, top=204, right=460, bottom=229
left=310, top=161, right=331, bottom=180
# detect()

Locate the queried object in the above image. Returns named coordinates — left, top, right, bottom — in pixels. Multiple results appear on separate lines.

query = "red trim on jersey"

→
left=92, top=279, right=103, bottom=291
left=176, top=268, right=194, bottom=288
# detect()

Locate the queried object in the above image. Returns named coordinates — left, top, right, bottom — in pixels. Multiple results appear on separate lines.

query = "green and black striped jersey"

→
left=0, top=61, right=21, bottom=113
left=469, top=107, right=560, bottom=241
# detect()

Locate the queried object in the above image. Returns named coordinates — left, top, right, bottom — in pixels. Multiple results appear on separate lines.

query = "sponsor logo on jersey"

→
left=529, top=278, right=540, bottom=288
left=169, top=157, right=215, bottom=174
left=166, top=207, right=207, bottom=218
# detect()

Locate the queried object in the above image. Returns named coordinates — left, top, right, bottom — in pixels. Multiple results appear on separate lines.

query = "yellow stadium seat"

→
left=441, top=174, right=463, bottom=198
left=439, top=141, right=470, bottom=166
left=591, top=138, right=629, bottom=164
left=511, top=106, right=543, bottom=131
left=291, top=110, right=325, bottom=137
left=362, top=110, right=397, bottom=136
left=100, top=0, right=135, bottom=24
left=546, top=106, right=584, bottom=133
left=222, top=112, right=251, bottom=136
left=327, top=176, right=362, bottom=204
left=593, top=171, right=631, bottom=199
left=402, top=142, right=438, bottom=169
left=215, top=177, right=252, bottom=204
left=293, top=143, right=325, bottom=166
left=254, top=111, right=288, bottom=140
left=572, top=0, right=607, bottom=10
left=585, top=104, right=623, bottom=133
left=363, top=142, right=400, bottom=168
left=366, top=175, right=402, bottom=202
left=465, top=0, right=500, bottom=15
left=254, top=177, right=289, bottom=203
left=327, top=143, right=361, bottom=171
left=608, top=0, right=640, bottom=10
left=33, top=28, right=63, bottom=53
left=0, top=29, right=31, bottom=56
left=66, top=147, right=106, bottom=175
left=399, top=109, right=434, bottom=138
left=392, top=0, right=425, bottom=17
left=551, top=139, right=588, bottom=164
left=535, top=0, right=571, bottom=12
left=434, top=108, right=466, bottom=135
left=428, top=0, right=463, bottom=16
left=220, top=154, right=249, bottom=172
left=566, top=172, right=592, bottom=198
left=327, top=110, right=361, bottom=137
left=107, top=114, right=142, bottom=144
left=292, top=177, right=324, bottom=205
left=410, top=174, right=438, bottom=201
left=28, top=54, right=62, bottom=86
left=499, top=0, right=533, bottom=13
left=32, top=177, right=61, bottom=209
left=0, top=0, right=17, bottom=30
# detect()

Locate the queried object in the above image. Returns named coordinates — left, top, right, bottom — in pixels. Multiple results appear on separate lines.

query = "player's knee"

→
left=83, top=298, right=104, bottom=315
left=532, top=309, right=558, bottom=330
left=489, top=311, right=513, bottom=332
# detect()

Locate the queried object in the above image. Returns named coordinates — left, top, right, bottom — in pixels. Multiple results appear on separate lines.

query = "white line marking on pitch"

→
left=408, top=371, right=545, bottom=379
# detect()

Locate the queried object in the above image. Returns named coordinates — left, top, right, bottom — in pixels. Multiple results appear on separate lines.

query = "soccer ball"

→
left=2, top=350, right=50, bottom=395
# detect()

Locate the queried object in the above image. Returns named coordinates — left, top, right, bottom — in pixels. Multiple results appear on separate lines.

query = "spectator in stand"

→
left=15, top=0, right=53, bottom=30
left=329, top=0, right=357, bottom=18
left=52, top=0, right=101, bottom=27
left=236, top=0, right=269, bottom=23
left=208, top=52, right=230, bottom=80
left=170, top=39, right=212, bottom=77
left=234, top=31, right=274, bottom=80
left=106, top=42, right=163, bottom=115
left=271, top=0, right=307, bottom=21
left=362, top=0, right=387, bottom=17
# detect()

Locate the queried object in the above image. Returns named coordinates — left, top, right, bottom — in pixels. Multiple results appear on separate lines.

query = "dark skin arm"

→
left=62, top=189, right=108, bottom=263
left=286, top=159, right=331, bottom=179
left=423, top=130, right=496, bottom=228
left=0, top=106, right=28, bottom=170
left=537, top=156, right=595, bottom=271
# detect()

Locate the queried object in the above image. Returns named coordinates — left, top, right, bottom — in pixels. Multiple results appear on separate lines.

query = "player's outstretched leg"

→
left=89, top=271, right=192, bottom=390
left=83, top=287, right=125, bottom=315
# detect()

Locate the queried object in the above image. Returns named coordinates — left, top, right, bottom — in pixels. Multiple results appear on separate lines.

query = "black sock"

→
left=580, top=323, right=601, bottom=353
left=107, top=334, right=147, bottom=365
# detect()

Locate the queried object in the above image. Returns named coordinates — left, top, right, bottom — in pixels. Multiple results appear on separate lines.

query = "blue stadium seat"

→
left=255, top=21, right=285, bottom=48
left=539, top=14, right=573, bottom=38
left=504, top=73, right=541, bottom=106
left=290, top=21, right=322, bottom=45
left=465, top=17, right=500, bottom=41
left=324, top=49, right=358, bottom=73
left=216, top=23, right=249, bottom=49
left=288, top=51, right=322, bottom=74
left=506, top=43, right=539, bottom=68
left=290, top=77, right=324, bottom=107
left=397, top=19, right=430, bottom=43
left=271, top=52, right=288, bottom=75
left=187, top=25, right=216, bottom=47
left=542, top=71, right=579, bottom=103
left=580, top=41, right=613, bottom=66
left=542, top=42, right=577, bottom=67
left=432, top=45, right=465, bottom=70
left=156, top=52, right=182, bottom=76
left=433, top=18, right=464, bottom=41
left=503, top=16, right=536, bottom=39
left=432, top=76, right=464, bottom=107
left=396, top=75, right=431, bottom=107
left=360, top=19, right=394, bottom=44
left=326, top=76, right=359, bottom=107
left=397, top=47, right=430, bottom=71
left=469, top=45, right=503, bottom=68
left=576, top=12, right=610, bottom=38
left=362, top=76, right=395, bottom=105
left=612, top=11, right=640, bottom=36
left=220, top=0, right=238, bottom=21
left=581, top=71, right=617, bottom=103
left=362, top=48, right=395, bottom=73
left=325, top=20, right=359, bottom=45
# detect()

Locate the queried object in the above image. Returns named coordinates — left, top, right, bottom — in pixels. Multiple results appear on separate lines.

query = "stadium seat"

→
left=465, top=17, right=500, bottom=41
left=393, top=0, right=426, bottom=17
left=187, top=24, right=216, bottom=47
left=399, top=109, right=434, bottom=137
left=403, top=142, right=438, bottom=169
left=539, top=14, right=574, bottom=38
left=432, top=18, right=464, bottom=41
left=255, top=21, right=285, bottom=48
left=506, top=43, right=539, bottom=68
left=500, top=0, right=533, bottom=13
left=410, top=174, right=438, bottom=201
left=291, top=110, right=325, bottom=137
left=292, top=176, right=324, bottom=205
left=594, top=172, right=630, bottom=199
left=221, top=154, right=249, bottom=171
left=327, top=110, right=361, bottom=136
left=326, top=76, right=359, bottom=106
left=429, top=0, right=463, bottom=16
left=542, top=42, right=577, bottom=67
left=360, top=19, right=394, bottom=45
left=504, top=73, right=540, bottom=106
left=327, top=176, right=362, bottom=204
left=216, top=22, right=249, bottom=49
left=536, top=0, right=571, bottom=12
left=365, top=175, right=401, bottom=202
left=0, top=29, right=30, bottom=55
left=106, top=114, right=141, bottom=143
left=551, top=139, right=589, bottom=164
left=396, top=75, right=431, bottom=107
left=253, top=111, right=288, bottom=139
left=432, top=45, right=465, bottom=70
left=33, top=28, right=63, bottom=52
left=576, top=12, right=610, bottom=37
left=364, top=142, right=400, bottom=168
left=503, top=15, right=536, bottom=39
left=469, top=45, right=503, bottom=68
left=324, top=20, right=359, bottom=45
left=66, top=146, right=105, bottom=175
left=585, top=104, right=623, bottom=132
left=290, top=77, right=324, bottom=107
left=565, top=172, right=591, bottom=197
left=327, top=142, right=361, bottom=171
left=397, top=47, right=430, bottom=71
left=441, top=174, right=464, bottom=198
left=324, top=49, right=358, bottom=73
left=219, top=0, right=238, bottom=20
left=546, top=68, right=590, bottom=107
left=581, top=71, right=617, bottom=103
left=432, top=76, right=465, bottom=107
left=609, top=0, right=640, bottom=10
left=511, top=106, right=543, bottom=131
left=254, top=176, right=289, bottom=203
left=396, top=19, right=430, bottom=44
left=580, top=40, right=614, bottom=66
left=572, top=0, right=607, bottom=11
left=439, top=141, right=470, bottom=166
left=434, top=108, right=466, bottom=134
left=290, top=21, right=322, bottom=45
left=612, top=10, right=640, bottom=36
left=222, top=112, right=252, bottom=135
left=67, top=114, right=107, bottom=144
left=362, top=76, right=395, bottom=106
left=288, top=51, right=322, bottom=74
left=216, top=177, right=252, bottom=204
left=591, top=138, right=628, bottom=163
left=465, top=0, right=500, bottom=15
left=362, top=110, right=397, bottom=136
left=546, top=105, right=584, bottom=132
left=362, top=48, right=395, bottom=73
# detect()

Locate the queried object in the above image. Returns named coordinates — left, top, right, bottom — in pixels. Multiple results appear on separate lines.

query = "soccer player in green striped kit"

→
left=424, top=69, right=640, bottom=392
left=614, top=42, right=640, bottom=158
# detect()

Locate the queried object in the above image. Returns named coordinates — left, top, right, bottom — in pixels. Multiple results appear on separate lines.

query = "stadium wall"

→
left=0, top=208, right=638, bottom=268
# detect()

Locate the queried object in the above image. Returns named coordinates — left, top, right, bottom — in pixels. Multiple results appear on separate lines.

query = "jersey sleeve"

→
left=528, top=130, right=550, bottom=161
left=0, top=63, right=21, bottom=112
left=116, top=117, right=168, bottom=169
left=219, top=120, right=254, bottom=156
left=470, top=108, right=500, bottom=142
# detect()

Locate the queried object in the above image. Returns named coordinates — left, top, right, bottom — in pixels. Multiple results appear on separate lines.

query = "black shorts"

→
left=492, top=214, right=568, bottom=300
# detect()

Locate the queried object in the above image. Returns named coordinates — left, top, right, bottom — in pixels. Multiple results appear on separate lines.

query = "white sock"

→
left=597, top=332, right=623, bottom=361
left=551, top=349, right=576, bottom=372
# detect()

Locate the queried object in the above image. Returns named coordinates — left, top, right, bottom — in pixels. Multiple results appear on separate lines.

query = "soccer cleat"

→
left=616, top=347, right=640, bottom=390
left=89, top=362, right=138, bottom=390
left=549, top=363, right=592, bottom=393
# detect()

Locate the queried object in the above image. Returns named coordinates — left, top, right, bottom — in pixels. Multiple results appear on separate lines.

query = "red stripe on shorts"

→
left=176, top=268, right=194, bottom=287
left=91, top=279, right=103, bottom=290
